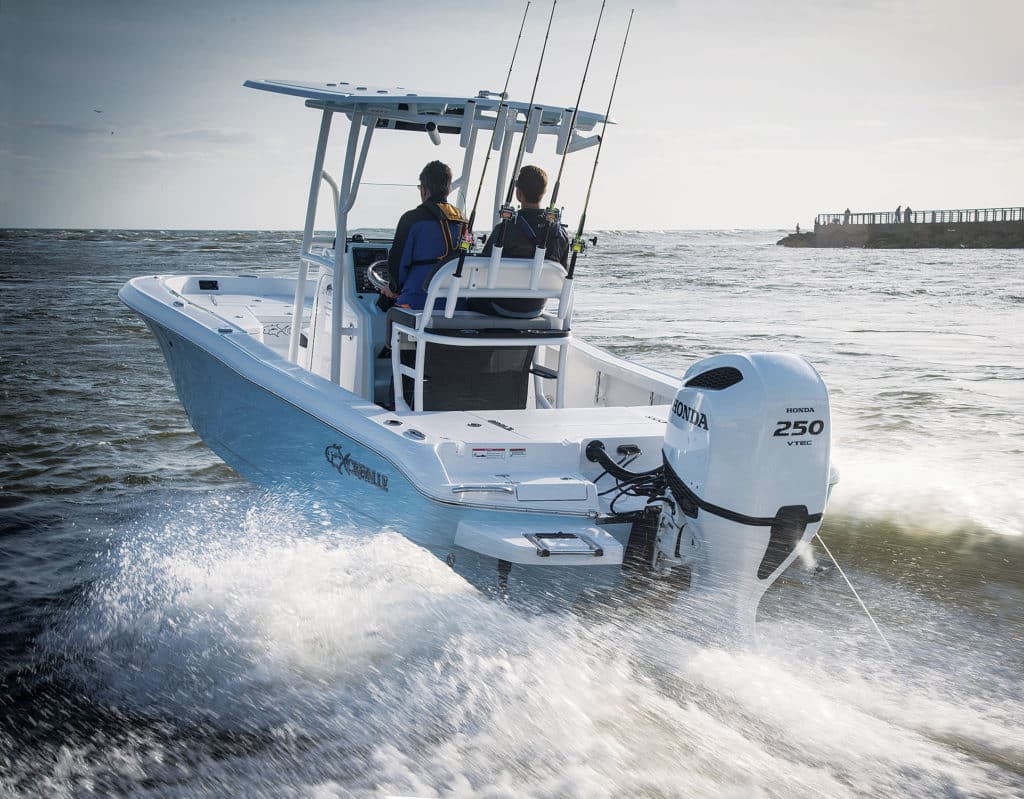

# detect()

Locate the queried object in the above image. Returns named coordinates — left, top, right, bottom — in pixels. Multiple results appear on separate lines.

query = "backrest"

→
left=399, top=343, right=536, bottom=411
left=419, top=255, right=571, bottom=330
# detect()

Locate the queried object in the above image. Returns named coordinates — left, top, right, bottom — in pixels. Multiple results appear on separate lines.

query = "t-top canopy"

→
left=244, top=79, right=610, bottom=137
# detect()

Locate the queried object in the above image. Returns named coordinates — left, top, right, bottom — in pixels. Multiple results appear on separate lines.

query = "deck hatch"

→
left=515, top=478, right=589, bottom=501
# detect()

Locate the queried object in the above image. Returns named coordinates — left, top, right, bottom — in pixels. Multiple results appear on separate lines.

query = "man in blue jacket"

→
left=380, top=161, right=466, bottom=310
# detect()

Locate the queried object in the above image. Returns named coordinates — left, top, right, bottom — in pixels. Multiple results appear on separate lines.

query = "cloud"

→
left=24, top=121, right=111, bottom=137
left=158, top=128, right=254, bottom=145
left=107, top=149, right=186, bottom=163
left=883, top=135, right=1024, bottom=155
left=6, top=121, right=252, bottom=147
left=732, top=122, right=798, bottom=134
left=101, top=130, right=264, bottom=163
left=954, top=135, right=1024, bottom=155
left=0, top=148, right=35, bottom=161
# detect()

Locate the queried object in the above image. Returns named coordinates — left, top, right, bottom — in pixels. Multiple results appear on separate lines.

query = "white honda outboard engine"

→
left=655, top=352, right=834, bottom=639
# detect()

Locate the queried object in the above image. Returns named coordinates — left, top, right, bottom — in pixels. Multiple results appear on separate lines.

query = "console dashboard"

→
left=351, top=244, right=389, bottom=294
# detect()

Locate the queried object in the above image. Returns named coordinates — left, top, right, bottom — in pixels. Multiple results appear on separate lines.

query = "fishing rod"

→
left=544, top=0, right=606, bottom=223
left=454, top=1, right=532, bottom=278
left=567, top=7, right=633, bottom=279
left=491, top=0, right=558, bottom=252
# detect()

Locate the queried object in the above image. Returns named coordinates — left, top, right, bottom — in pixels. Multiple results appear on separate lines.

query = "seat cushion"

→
left=387, top=307, right=567, bottom=334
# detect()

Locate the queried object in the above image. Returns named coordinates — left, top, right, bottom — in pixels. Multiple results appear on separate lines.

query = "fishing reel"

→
left=571, top=234, right=599, bottom=255
left=497, top=203, right=517, bottom=224
left=458, top=225, right=475, bottom=254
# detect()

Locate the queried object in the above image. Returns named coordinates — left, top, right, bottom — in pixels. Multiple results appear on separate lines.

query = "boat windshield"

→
left=341, top=182, right=419, bottom=233
left=320, top=170, right=511, bottom=238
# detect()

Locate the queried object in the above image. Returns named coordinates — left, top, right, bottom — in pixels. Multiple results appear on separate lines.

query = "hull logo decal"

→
left=325, top=445, right=389, bottom=491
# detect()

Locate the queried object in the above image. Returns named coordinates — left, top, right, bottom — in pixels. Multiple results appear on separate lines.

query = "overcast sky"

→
left=2, top=0, right=1022, bottom=230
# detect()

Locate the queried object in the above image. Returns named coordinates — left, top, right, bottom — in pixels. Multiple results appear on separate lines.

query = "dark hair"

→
left=515, top=165, right=548, bottom=204
left=419, top=160, right=452, bottom=201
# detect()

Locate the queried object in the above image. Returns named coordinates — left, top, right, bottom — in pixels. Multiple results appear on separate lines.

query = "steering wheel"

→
left=366, top=259, right=391, bottom=294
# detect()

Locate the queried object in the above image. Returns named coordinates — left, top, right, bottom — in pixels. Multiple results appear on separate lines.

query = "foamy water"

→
left=829, top=442, right=1024, bottom=537
left=5, top=496, right=1018, bottom=798
left=1, top=229, right=1022, bottom=796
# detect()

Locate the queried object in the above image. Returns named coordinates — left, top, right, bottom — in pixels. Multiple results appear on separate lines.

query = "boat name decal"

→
left=325, top=445, right=389, bottom=491
left=671, top=400, right=709, bottom=431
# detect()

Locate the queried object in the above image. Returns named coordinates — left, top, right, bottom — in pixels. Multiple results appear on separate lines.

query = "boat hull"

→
left=144, top=318, right=625, bottom=601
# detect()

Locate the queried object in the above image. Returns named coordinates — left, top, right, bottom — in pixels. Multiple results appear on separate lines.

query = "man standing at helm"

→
left=380, top=160, right=466, bottom=310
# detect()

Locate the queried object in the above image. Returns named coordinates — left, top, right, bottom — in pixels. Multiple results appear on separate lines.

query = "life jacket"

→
left=407, top=202, right=466, bottom=271
left=396, top=201, right=467, bottom=309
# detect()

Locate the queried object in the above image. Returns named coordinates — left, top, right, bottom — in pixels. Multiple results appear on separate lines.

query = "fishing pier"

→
left=779, top=206, right=1024, bottom=248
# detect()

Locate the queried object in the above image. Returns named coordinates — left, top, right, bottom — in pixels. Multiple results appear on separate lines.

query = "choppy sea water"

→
left=1, top=228, right=1022, bottom=798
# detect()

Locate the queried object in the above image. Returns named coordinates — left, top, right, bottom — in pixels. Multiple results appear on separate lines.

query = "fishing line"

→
left=816, top=532, right=895, bottom=654
left=454, top=1, right=532, bottom=277
left=568, top=8, right=634, bottom=278
left=547, top=0, right=606, bottom=217
left=492, top=0, right=559, bottom=251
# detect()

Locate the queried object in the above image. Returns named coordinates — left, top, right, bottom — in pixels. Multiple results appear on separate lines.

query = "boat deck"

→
left=390, top=404, right=669, bottom=447
left=392, top=404, right=670, bottom=486
left=164, top=275, right=311, bottom=358
left=160, top=275, right=675, bottom=481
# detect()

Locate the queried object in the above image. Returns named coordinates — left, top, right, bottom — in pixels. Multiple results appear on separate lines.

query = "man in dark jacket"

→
left=380, top=160, right=466, bottom=310
left=474, top=164, right=569, bottom=317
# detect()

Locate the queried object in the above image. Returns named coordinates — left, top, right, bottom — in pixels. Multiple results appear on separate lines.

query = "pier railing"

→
left=816, top=207, right=1023, bottom=226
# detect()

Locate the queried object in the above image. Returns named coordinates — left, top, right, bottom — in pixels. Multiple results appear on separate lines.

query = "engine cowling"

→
left=657, top=352, right=833, bottom=638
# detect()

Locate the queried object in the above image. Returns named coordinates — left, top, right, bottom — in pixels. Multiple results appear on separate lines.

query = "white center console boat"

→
left=120, top=79, right=838, bottom=638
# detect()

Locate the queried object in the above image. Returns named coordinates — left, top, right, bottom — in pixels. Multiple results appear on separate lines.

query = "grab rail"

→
left=300, top=251, right=335, bottom=271
left=816, top=206, right=1023, bottom=226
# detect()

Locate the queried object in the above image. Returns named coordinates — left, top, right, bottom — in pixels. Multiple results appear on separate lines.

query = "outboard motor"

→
left=656, top=353, right=833, bottom=639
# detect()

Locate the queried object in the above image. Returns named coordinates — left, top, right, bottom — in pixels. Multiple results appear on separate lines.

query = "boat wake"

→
left=4, top=493, right=1020, bottom=798
left=830, top=442, right=1024, bottom=538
